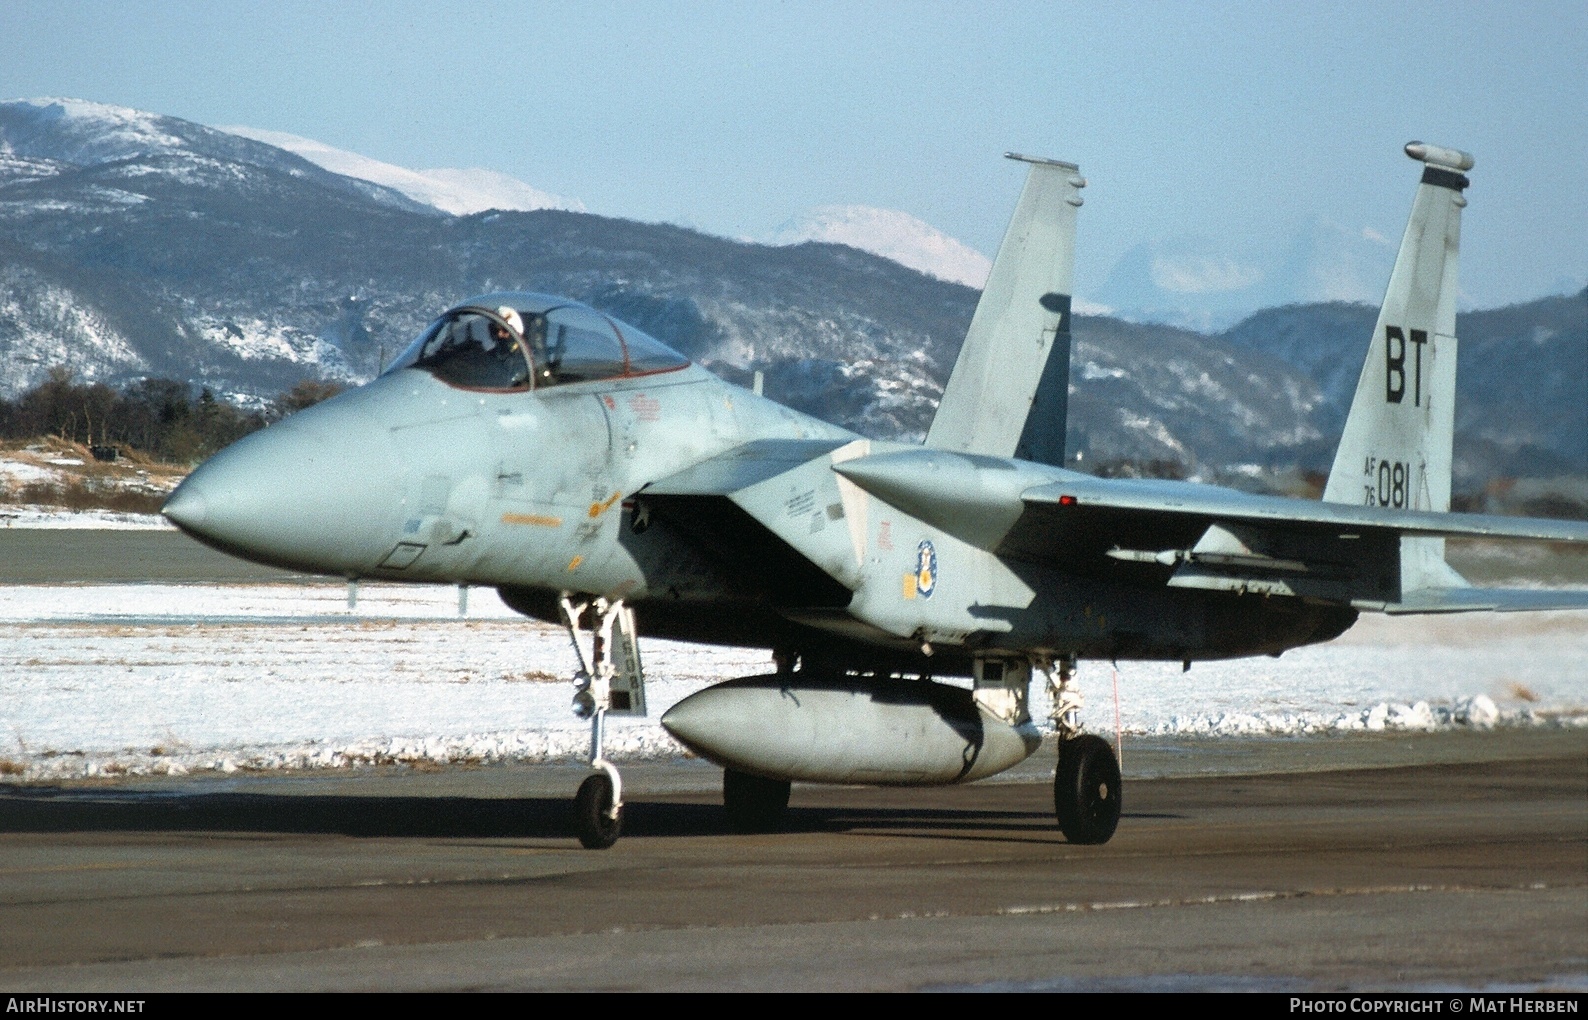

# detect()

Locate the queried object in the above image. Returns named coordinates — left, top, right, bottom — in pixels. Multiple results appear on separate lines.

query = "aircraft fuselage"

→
left=167, top=353, right=1355, bottom=675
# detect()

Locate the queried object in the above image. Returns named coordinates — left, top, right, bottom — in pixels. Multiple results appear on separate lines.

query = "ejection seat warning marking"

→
left=903, top=573, right=917, bottom=599
left=502, top=512, right=562, bottom=527
left=566, top=555, right=584, bottom=571
left=628, top=394, right=661, bottom=421
left=588, top=493, right=621, bottom=518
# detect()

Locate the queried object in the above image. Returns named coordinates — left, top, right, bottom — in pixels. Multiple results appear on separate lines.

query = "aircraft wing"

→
left=831, top=448, right=1587, bottom=611
left=645, top=438, right=852, bottom=497
left=1010, top=476, right=1588, bottom=611
left=1019, top=476, right=1588, bottom=543
left=640, top=438, right=863, bottom=610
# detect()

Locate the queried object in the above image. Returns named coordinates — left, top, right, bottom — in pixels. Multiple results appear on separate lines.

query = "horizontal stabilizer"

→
left=1373, top=587, right=1588, bottom=614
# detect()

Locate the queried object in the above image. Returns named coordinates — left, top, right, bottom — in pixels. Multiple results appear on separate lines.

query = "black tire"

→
left=723, top=768, right=792, bottom=833
left=574, top=774, right=622, bottom=849
left=1054, top=734, right=1122, bottom=845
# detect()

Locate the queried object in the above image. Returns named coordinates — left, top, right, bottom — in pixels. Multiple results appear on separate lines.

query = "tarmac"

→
left=0, top=729, right=1582, bottom=991
left=0, top=527, right=1583, bottom=991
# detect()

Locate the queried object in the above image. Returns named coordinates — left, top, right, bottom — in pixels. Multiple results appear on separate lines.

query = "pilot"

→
left=491, top=306, right=524, bottom=351
left=489, top=306, right=532, bottom=388
left=514, top=310, right=555, bottom=386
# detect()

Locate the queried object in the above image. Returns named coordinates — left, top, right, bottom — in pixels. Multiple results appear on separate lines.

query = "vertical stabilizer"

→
left=1323, top=141, right=1473, bottom=592
left=925, top=153, right=1085, bottom=465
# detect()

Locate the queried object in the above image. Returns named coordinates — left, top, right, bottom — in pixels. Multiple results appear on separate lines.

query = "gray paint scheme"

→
left=1324, top=142, right=1470, bottom=596
left=925, top=154, right=1084, bottom=465
left=661, top=674, right=1040, bottom=786
left=162, top=144, right=1586, bottom=790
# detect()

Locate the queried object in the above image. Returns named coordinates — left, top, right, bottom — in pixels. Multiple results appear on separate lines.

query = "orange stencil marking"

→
left=501, top=512, right=562, bottom=527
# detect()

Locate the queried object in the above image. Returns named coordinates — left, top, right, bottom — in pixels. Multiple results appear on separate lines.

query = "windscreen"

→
left=387, top=298, right=689, bottom=391
left=401, top=307, right=533, bottom=391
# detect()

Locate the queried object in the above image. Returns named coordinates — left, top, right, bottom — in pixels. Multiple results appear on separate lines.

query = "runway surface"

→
left=1, top=729, right=1583, bottom=991
left=0, top=528, right=307, bottom=583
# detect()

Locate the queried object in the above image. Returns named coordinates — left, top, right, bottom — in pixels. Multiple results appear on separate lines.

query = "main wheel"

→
left=723, top=768, right=791, bottom=833
left=574, top=773, right=622, bottom=849
left=1054, top=734, right=1122, bottom=845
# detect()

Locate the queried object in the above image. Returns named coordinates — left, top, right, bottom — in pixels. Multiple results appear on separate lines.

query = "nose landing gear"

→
left=560, top=594, right=647, bottom=850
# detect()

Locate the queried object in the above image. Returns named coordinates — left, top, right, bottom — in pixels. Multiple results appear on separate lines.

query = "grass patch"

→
left=2, top=478, right=166, bottom=514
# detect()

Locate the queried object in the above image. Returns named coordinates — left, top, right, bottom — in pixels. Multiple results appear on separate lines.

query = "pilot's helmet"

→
left=495, top=306, right=524, bottom=336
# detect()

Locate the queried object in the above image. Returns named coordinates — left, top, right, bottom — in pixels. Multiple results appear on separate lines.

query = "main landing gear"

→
left=560, top=594, right=647, bottom=850
left=1046, top=657, right=1121, bottom=844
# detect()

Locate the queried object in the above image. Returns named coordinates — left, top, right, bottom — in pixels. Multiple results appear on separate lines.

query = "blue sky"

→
left=3, top=0, right=1585, bottom=307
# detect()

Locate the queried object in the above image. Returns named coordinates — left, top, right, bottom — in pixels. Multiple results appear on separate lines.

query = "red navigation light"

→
left=1058, top=494, right=1078, bottom=506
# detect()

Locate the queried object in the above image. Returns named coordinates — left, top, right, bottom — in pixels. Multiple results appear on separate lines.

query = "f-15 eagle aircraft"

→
left=163, top=142, right=1588, bottom=849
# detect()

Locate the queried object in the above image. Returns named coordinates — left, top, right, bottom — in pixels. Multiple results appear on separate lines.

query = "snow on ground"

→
left=0, top=508, right=171, bottom=529
left=0, top=581, right=1583, bottom=782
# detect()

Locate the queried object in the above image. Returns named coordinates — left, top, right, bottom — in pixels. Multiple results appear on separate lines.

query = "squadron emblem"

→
left=915, top=539, right=938, bottom=599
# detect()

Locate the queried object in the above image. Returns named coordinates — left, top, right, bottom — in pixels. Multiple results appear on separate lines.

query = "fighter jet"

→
left=163, top=143, right=1588, bottom=849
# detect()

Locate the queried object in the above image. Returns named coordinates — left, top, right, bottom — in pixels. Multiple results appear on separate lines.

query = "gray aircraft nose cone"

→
left=160, top=486, right=207, bottom=530
left=163, top=399, right=401, bottom=575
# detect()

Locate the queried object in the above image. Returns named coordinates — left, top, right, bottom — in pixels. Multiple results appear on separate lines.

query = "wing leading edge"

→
left=1020, top=477, right=1588, bottom=544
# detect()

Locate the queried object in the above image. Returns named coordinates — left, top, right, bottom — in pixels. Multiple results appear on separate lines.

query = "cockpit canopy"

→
left=386, top=292, right=689, bottom=392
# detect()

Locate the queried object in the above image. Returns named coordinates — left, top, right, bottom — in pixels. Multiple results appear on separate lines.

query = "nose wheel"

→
left=575, top=770, right=622, bottom=849
left=1046, top=657, right=1122, bottom=844
left=560, top=594, right=646, bottom=850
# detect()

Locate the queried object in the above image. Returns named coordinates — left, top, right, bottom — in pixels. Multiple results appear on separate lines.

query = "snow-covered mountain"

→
left=1095, top=220, right=1400, bottom=331
left=218, top=125, right=584, bottom=216
left=769, top=205, right=993, bottom=289
left=0, top=97, right=1580, bottom=487
left=0, top=97, right=430, bottom=213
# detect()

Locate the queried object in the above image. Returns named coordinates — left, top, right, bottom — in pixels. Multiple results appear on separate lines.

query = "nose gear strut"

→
left=560, top=593, right=647, bottom=849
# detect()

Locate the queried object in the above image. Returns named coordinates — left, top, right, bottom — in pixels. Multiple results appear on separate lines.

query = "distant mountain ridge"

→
left=217, top=124, right=586, bottom=216
left=1, top=98, right=1582, bottom=492
left=1095, top=221, right=1404, bottom=331
left=767, top=205, right=993, bottom=289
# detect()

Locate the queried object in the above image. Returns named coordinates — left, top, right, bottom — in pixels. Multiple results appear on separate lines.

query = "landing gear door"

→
left=609, top=603, right=647, bottom=717
left=973, top=657, right=1032, bottom=726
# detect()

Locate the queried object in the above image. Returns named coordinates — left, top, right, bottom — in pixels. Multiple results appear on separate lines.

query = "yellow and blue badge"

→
left=915, top=539, right=938, bottom=599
